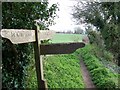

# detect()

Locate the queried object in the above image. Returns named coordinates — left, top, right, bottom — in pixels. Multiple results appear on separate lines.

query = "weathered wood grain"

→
left=40, top=42, right=85, bottom=55
left=1, top=29, right=55, bottom=44
left=33, top=29, right=47, bottom=89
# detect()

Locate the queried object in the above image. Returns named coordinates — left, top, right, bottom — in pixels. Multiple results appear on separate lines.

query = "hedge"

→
left=75, top=44, right=120, bottom=89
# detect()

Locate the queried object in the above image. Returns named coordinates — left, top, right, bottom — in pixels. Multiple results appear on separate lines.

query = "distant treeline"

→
left=56, top=30, right=86, bottom=34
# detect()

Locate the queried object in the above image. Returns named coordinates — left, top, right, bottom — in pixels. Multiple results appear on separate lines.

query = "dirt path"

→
left=80, top=58, right=96, bottom=88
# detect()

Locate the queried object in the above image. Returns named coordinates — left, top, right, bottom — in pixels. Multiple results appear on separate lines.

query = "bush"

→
left=2, top=2, right=58, bottom=88
left=87, top=30, right=120, bottom=66
left=84, top=55, right=103, bottom=71
left=75, top=44, right=120, bottom=88
left=87, top=30, right=104, bottom=49
left=103, top=51, right=114, bottom=62
left=91, top=67, right=119, bottom=88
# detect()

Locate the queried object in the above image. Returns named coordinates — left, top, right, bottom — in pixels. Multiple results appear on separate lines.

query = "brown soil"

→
left=80, top=58, right=96, bottom=89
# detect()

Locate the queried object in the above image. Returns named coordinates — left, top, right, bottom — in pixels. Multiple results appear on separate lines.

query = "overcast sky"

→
left=48, top=0, right=85, bottom=32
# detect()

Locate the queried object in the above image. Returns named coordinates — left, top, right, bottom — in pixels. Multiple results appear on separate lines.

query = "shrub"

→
left=2, top=2, right=58, bottom=88
left=84, top=55, right=103, bottom=71
left=75, top=44, right=120, bottom=88
left=87, top=30, right=104, bottom=49
left=103, top=51, right=114, bottom=62
left=91, top=67, right=119, bottom=88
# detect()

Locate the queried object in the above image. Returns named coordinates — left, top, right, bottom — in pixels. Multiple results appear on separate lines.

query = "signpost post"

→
left=34, top=27, right=47, bottom=89
left=1, top=28, right=85, bottom=89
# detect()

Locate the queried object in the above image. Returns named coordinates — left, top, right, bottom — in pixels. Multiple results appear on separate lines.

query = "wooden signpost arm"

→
left=40, top=42, right=85, bottom=55
left=33, top=24, right=47, bottom=89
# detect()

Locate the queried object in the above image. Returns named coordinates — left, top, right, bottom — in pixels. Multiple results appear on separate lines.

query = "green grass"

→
left=25, top=33, right=86, bottom=88
left=42, top=33, right=85, bottom=88
left=44, top=33, right=85, bottom=88
left=43, top=54, right=85, bottom=88
left=50, top=33, right=85, bottom=43
left=26, top=34, right=120, bottom=89
left=25, top=52, right=85, bottom=89
left=75, top=44, right=120, bottom=88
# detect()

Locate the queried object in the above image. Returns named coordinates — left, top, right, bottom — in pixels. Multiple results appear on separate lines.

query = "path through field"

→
left=80, top=57, right=96, bottom=88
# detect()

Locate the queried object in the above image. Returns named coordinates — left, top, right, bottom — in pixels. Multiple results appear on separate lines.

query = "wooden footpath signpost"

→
left=1, top=27, right=85, bottom=89
left=1, top=29, right=55, bottom=44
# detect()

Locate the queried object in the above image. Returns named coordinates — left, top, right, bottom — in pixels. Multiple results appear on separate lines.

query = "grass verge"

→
left=75, top=44, right=120, bottom=89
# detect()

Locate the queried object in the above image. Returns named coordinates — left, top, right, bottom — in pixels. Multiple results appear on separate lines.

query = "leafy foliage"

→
left=24, top=53, right=37, bottom=88
left=2, top=2, right=58, bottom=88
left=72, top=2, right=120, bottom=66
left=43, top=54, right=85, bottom=88
left=76, top=44, right=120, bottom=88
left=87, top=30, right=104, bottom=48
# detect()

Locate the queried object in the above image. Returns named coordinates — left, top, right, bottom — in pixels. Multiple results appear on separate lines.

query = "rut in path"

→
left=80, top=57, right=96, bottom=88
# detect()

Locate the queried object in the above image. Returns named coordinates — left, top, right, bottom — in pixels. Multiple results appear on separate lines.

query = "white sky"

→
left=48, top=0, right=85, bottom=32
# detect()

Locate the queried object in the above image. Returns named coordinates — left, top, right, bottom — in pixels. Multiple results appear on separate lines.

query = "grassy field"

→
left=50, top=33, right=85, bottom=43
left=25, top=33, right=86, bottom=88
